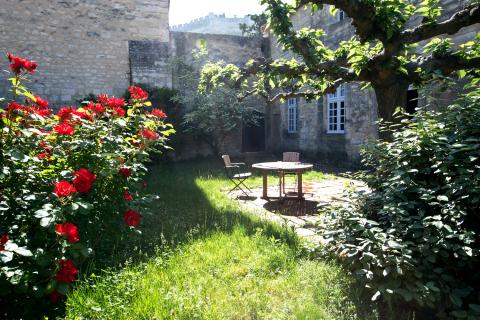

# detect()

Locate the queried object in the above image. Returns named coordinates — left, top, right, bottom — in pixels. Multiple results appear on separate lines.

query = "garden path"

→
left=228, top=177, right=367, bottom=244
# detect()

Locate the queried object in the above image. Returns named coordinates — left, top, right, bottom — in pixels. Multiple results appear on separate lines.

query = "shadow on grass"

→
left=66, top=158, right=375, bottom=320
left=88, top=158, right=300, bottom=272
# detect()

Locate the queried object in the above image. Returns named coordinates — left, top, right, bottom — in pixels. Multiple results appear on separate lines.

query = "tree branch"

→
left=399, top=4, right=480, bottom=46
left=407, top=53, right=480, bottom=83
left=295, top=0, right=381, bottom=42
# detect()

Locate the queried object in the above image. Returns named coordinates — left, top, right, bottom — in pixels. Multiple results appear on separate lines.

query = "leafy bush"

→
left=125, top=84, right=183, bottom=155
left=0, top=53, right=174, bottom=317
left=320, top=86, right=480, bottom=319
left=173, top=44, right=260, bottom=155
left=124, top=84, right=180, bottom=119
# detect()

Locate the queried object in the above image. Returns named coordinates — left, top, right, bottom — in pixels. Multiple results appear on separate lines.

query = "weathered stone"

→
left=0, top=0, right=170, bottom=106
left=171, top=13, right=253, bottom=36
left=267, top=0, right=476, bottom=167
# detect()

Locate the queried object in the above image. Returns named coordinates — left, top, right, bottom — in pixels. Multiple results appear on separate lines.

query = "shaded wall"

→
left=170, top=31, right=267, bottom=159
left=0, top=0, right=170, bottom=106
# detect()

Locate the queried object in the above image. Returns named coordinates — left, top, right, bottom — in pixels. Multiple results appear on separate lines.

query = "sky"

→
left=169, top=0, right=265, bottom=26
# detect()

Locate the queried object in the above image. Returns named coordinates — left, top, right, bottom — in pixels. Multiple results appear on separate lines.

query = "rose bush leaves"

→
left=0, top=53, right=173, bottom=309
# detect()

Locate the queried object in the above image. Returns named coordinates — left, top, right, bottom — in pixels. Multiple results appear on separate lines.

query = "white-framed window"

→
left=336, top=10, right=345, bottom=22
left=287, top=98, right=298, bottom=133
left=327, top=85, right=346, bottom=133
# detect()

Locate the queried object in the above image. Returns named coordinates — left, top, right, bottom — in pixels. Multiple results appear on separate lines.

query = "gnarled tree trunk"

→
left=373, top=80, right=410, bottom=141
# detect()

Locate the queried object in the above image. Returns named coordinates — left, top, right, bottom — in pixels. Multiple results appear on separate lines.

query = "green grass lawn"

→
left=65, top=160, right=373, bottom=319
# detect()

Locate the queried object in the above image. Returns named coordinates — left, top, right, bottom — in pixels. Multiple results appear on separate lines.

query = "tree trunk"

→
left=374, top=81, right=410, bottom=141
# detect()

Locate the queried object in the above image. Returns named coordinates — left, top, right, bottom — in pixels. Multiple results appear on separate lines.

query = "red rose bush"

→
left=0, top=53, right=174, bottom=307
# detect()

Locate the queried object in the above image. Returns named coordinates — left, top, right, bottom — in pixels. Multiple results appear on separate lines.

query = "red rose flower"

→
left=139, top=128, right=157, bottom=140
left=85, top=102, right=105, bottom=114
left=57, top=106, right=74, bottom=120
left=32, top=107, right=51, bottom=117
left=54, top=122, right=75, bottom=135
left=0, top=234, right=8, bottom=244
left=55, top=259, right=78, bottom=285
left=112, top=107, right=125, bottom=117
left=73, top=168, right=96, bottom=193
left=7, top=53, right=38, bottom=75
left=0, top=234, right=8, bottom=251
left=94, top=103, right=106, bottom=114
left=73, top=110, right=92, bottom=121
left=128, top=86, right=149, bottom=101
left=105, top=97, right=125, bottom=109
left=123, top=209, right=143, bottom=227
left=149, top=108, right=167, bottom=119
left=49, top=290, right=63, bottom=303
left=37, top=153, right=49, bottom=159
left=34, top=96, right=49, bottom=109
left=119, top=167, right=132, bottom=178
left=53, top=181, right=76, bottom=197
left=98, top=94, right=108, bottom=104
left=56, top=222, right=80, bottom=243
left=7, top=102, right=25, bottom=113
left=123, top=190, right=133, bottom=201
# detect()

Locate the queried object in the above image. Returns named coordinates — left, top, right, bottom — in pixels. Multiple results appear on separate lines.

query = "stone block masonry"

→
left=170, top=31, right=267, bottom=159
left=269, top=0, right=478, bottom=166
left=0, top=0, right=170, bottom=107
left=129, top=40, right=171, bottom=88
left=171, top=13, right=253, bottom=36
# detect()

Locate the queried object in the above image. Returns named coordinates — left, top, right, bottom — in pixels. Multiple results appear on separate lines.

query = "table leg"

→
left=279, top=171, right=283, bottom=198
left=262, top=173, right=268, bottom=199
left=297, top=171, right=303, bottom=199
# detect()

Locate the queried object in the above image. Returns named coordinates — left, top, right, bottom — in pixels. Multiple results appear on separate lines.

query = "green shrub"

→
left=320, top=86, right=480, bottom=319
left=0, top=53, right=174, bottom=318
left=125, top=84, right=182, bottom=155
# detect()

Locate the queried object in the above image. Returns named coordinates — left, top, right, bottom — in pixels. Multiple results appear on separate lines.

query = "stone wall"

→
left=269, top=1, right=478, bottom=166
left=129, top=40, right=171, bottom=88
left=0, top=0, right=170, bottom=106
left=170, top=31, right=266, bottom=159
left=269, top=5, right=378, bottom=166
left=171, top=13, right=253, bottom=36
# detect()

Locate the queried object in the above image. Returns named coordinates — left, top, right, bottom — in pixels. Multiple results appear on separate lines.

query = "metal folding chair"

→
left=282, top=152, right=300, bottom=195
left=222, top=155, right=252, bottom=197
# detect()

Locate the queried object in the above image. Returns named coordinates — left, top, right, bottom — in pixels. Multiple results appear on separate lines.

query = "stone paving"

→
left=228, top=177, right=367, bottom=243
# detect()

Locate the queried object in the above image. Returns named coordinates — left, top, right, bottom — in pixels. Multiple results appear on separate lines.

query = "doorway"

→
left=406, top=89, right=418, bottom=115
left=242, top=112, right=265, bottom=152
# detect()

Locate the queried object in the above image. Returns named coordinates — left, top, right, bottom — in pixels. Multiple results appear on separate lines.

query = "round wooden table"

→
left=252, top=162, right=313, bottom=199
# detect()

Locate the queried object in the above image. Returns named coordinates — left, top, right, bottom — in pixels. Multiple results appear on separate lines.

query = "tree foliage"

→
left=240, top=13, right=268, bottom=38
left=173, top=44, right=260, bottom=155
left=200, top=0, right=480, bottom=127
left=320, top=81, right=480, bottom=319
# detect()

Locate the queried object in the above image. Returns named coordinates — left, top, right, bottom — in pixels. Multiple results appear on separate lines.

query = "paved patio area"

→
left=227, top=177, right=366, bottom=243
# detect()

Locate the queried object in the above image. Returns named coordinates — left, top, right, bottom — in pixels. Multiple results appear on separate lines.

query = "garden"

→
left=1, top=52, right=479, bottom=319
left=1, top=0, right=480, bottom=319
left=0, top=54, right=372, bottom=319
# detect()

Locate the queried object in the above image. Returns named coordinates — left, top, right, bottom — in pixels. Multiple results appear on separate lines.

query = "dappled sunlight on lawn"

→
left=66, top=160, right=374, bottom=319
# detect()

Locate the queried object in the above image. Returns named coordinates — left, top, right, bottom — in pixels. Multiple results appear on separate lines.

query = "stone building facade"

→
left=0, top=0, right=170, bottom=105
left=268, top=0, right=479, bottom=166
left=171, top=13, right=252, bottom=36
left=0, top=1, right=477, bottom=164
left=268, top=7, right=379, bottom=165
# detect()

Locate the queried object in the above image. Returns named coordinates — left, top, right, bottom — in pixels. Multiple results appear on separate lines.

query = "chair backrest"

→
left=222, top=155, right=231, bottom=167
left=283, top=152, right=300, bottom=162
